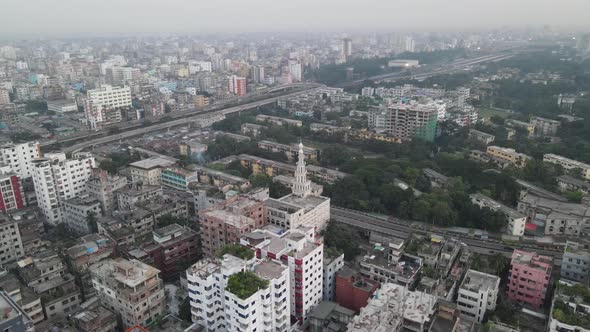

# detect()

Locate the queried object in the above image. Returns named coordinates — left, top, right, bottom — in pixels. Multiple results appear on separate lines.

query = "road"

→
left=40, top=82, right=323, bottom=150
left=330, top=207, right=563, bottom=265
left=59, top=85, right=324, bottom=154
left=337, top=52, right=516, bottom=88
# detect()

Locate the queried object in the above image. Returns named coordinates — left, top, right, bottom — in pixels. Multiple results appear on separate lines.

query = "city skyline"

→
left=1, top=0, right=589, bottom=37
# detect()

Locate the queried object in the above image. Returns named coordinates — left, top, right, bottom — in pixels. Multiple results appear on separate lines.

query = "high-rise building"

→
left=0, top=89, right=9, bottom=105
left=0, top=168, right=24, bottom=213
left=107, top=66, right=141, bottom=86
left=250, top=65, right=265, bottom=83
left=31, top=152, right=96, bottom=225
left=227, top=75, right=247, bottom=96
left=84, top=85, right=132, bottom=130
left=0, top=141, right=41, bottom=179
left=405, top=36, right=416, bottom=52
left=288, top=60, right=303, bottom=82
left=507, top=250, right=552, bottom=308
left=90, top=258, right=166, bottom=329
left=368, top=100, right=438, bottom=142
left=342, top=38, right=352, bottom=61
left=241, top=226, right=324, bottom=323
left=186, top=254, right=291, bottom=331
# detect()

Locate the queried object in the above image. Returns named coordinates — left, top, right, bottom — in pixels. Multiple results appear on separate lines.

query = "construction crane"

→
left=125, top=325, right=149, bottom=332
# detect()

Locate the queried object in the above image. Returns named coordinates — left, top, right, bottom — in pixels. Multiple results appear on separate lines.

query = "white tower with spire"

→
left=292, top=142, right=312, bottom=198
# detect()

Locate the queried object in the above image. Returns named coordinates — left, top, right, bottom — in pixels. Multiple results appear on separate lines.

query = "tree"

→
left=86, top=211, right=98, bottom=233
left=178, top=298, right=192, bottom=322
left=323, top=222, right=362, bottom=261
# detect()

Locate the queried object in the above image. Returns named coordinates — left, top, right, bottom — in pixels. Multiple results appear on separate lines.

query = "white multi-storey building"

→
left=241, top=226, right=324, bottom=323
left=84, top=85, right=132, bottom=130
left=31, top=152, right=96, bottom=225
left=323, top=250, right=344, bottom=301
left=288, top=60, right=303, bottom=82
left=186, top=254, right=291, bottom=332
left=0, top=141, right=41, bottom=178
left=456, top=269, right=500, bottom=323
left=543, top=154, right=590, bottom=180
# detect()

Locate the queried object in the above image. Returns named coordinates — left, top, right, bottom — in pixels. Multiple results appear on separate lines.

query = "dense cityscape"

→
left=0, top=2, right=589, bottom=332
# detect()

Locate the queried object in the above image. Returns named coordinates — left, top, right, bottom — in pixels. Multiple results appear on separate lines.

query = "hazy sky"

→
left=1, top=0, right=589, bottom=36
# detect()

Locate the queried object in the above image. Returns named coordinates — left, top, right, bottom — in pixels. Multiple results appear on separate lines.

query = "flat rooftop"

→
left=129, top=157, right=175, bottom=170
left=253, top=260, right=287, bottom=280
left=279, top=193, right=329, bottom=213
left=461, top=269, right=500, bottom=293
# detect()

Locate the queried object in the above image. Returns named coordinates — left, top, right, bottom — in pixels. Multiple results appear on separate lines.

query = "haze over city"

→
left=1, top=0, right=590, bottom=36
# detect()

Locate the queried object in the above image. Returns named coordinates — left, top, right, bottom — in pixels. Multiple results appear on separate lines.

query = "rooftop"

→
left=129, top=157, right=175, bottom=170
left=460, top=269, right=500, bottom=293
left=511, top=249, right=553, bottom=272
left=253, top=259, right=287, bottom=280
left=226, top=271, right=269, bottom=300
left=90, top=258, right=160, bottom=289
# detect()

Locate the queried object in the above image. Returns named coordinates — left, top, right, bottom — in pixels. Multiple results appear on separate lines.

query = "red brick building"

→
left=335, top=267, right=380, bottom=313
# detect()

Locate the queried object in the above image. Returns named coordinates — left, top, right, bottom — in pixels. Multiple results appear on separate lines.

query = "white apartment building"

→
left=241, top=226, right=323, bottom=323
left=90, top=258, right=166, bottom=329
left=0, top=215, right=25, bottom=265
left=543, top=154, right=590, bottom=180
left=288, top=60, right=303, bottom=82
left=323, top=250, right=344, bottom=301
left=470, top=193, right=526, bottom=236
left=84, top=85, right=132, bottom=130
left=186, top=254, right=291, bottom=332
left=457, top=269, right=500, bottom=323
left=0, top=141, right=41, bottom=178
left=31, top=152, right=96, bottom=225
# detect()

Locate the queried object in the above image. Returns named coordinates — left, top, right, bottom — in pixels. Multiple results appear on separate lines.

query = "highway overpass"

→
left=57, top=85, right=323, bottom=154
left=330, top=207, right=563, bottom=265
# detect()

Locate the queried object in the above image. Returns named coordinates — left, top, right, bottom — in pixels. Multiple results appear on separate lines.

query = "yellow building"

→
left=486, top=146, right=531, bottom=168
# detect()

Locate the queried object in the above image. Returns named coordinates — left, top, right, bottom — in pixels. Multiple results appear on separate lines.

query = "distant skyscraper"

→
left=227, top=75, right=247, bottom=96
left=250, top=65, right=265, bottom=83
left=288, top=60, right=303, bottom=82
left=405, top=37, right=416, bottom=52
left=342, top=38, right=352, bottom=61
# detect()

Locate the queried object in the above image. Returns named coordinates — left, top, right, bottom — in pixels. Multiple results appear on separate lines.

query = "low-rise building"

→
left=517, top=192, right=587, bottom=236
left=347, top=283, right=437, bottom=332
left=507, top=250, right=552, bottom=308
left=360, top=241, right=422, bottom=288
left=72, top=302, right=118, bottom=332
left=531, top=116, right=560, bottom=137
left=240, top=123, right=266, bottom=137
left=62, top=196, right=102, bottom=235
left=335, top=267, right=380, bottom=313
left=90, top=258, right=166, bottom=329
left=548, top=281, right=590, bottom=332
left=126, top=224, right=199, bottom=281
left=116, top=183, right=163, bottom=211
left=66, top=234, right=115, bottom=298
left=256, top=114, right=303, bottom=127
left=557, top=175, right=590, bottom=194
left=128, top=157, right=176, bottom=185
left=309, top=301, right=355, bottom=332
left=470, top=193, right=526, bottom=236
left=0, top=291, right=34, bottom=332
left=47, top=99, right=78, bottom=113
left=561, top=240, right=590, bottom=285
left=469, top=129, right=495, bottom=145
left=160, top=167, right=199, bottom=191
left=544, top=154, right=590, bottom=180
left=486, top=146, right=531, bottom=168
left=456, top=269, right=500, bottom=323
left=257, top=140, right=319, bottom=161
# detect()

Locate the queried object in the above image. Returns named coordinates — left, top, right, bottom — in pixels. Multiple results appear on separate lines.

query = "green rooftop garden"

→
left=552, top=300, right=590, bottom=329
left=217, top=244, right=254, bottom=260
left=226, top=271, right=269, bottom=300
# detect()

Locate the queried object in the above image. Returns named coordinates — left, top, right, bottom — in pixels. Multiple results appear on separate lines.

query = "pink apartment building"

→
left=507, top=249, right=552, bottom=308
